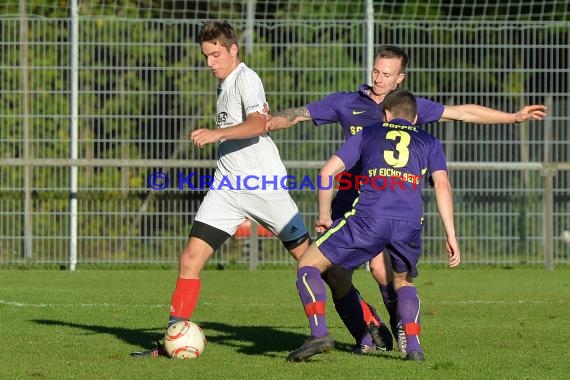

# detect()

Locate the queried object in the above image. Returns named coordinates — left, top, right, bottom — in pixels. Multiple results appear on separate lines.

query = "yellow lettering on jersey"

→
left=349, top=126, right=363, bottom=135
left=382, top=121, right=418, bottom=132
left=371, top=167, right=422, bottom=185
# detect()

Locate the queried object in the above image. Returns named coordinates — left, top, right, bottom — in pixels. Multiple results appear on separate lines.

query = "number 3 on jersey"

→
left=383, top=130, right=411, bottom=168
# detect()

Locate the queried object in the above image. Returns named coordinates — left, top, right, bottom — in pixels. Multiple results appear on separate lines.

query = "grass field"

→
left=1, top=266, right=569, bottom=379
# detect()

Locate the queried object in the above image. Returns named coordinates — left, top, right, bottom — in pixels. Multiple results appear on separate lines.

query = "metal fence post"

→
left=69, top=0, right=79, bottom=271
left=19, top=0, right=33, bottom=259
left=543, top=167, right=555, bottom=270
left=365, top=0, right=374, bottom=85
left=543, top=97, right=554, bottom=270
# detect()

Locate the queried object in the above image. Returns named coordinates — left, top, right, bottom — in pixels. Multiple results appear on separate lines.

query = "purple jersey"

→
left=334, top=118, right=447, bottom=223
left=307, top=84, right=445, bottom=217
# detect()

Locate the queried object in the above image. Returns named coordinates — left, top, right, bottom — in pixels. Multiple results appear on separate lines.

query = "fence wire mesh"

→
left=1, top=1, right=569, bottom=267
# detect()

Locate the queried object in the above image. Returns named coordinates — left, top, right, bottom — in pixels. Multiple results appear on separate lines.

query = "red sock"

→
left=360, top=299, right=378, bottom=325
left=169, top=278, right=200, bottom=320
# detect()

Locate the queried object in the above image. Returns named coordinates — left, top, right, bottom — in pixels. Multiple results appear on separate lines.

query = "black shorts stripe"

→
left=190, top=220, right=231, bottom=251
left=282, top=233, right=310, bottom=251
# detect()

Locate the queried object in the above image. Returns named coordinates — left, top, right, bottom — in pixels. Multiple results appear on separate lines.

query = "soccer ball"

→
left=164, top=321, right=207, bottom=359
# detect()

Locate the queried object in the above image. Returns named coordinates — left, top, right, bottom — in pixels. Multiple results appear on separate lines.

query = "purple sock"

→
left=297, top=266, right=329, bottom=338
left=333, top=287, right=372, bottom=346
left=397, top=286, right=422, bottom=353
left=379, top=282, right=399, bottom=329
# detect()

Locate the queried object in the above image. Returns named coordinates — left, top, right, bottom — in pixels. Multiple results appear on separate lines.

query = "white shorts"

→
left=194, top=189, right=308, bottom=243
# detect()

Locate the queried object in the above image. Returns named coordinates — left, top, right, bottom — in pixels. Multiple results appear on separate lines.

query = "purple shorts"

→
left=316, top=216, right=422, bottom=277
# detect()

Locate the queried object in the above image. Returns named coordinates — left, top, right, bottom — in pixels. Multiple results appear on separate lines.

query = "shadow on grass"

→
left=197, top=321, right=311, bottom=357
left=32, top=319, right=162, bottom=349
left=31, top=319, right=326, bottom=357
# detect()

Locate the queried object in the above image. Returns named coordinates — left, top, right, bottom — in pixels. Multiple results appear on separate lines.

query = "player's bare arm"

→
left=316, top=155, right=345, bottom=233
left=440, top=104, right=547, bottom=124
left=190, top=112, right=266, bottom=148
left=268, top=106, right=312, bottom=131
left=431, top=170, right=461, bottom=268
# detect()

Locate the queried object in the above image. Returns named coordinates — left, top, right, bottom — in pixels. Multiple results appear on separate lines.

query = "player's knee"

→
left=283, top=233, right=310, bottom=251
left=369, top=256, right=389, bottom=286
left=178, top=251, right=203, bottom=277
left=392, top=274, right=413, bottom=291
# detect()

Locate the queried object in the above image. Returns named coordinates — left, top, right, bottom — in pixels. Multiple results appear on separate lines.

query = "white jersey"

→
left=194, top=62, right=307, bottom=242
left=213, top=62, right=287, bottom=190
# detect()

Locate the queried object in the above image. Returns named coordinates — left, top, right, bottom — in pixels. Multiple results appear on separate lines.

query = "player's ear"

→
left=230, top=43, right=239, bottom=57
left=396, top=73, right=406, bottom=86
left=413, top=115, right=418, bottom=124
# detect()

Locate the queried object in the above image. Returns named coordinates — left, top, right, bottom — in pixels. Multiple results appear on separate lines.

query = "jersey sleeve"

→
left=306, top=92, right=345, bottom=126
left=334, top=132, right=361, bottom=170
left=416, top=97, right=445, bottom=124
left=427, top=138, right=448, bottom=174
left=237, top=69, right=267, bottom=116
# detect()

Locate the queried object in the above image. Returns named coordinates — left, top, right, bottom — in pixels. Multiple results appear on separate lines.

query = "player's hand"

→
left=514, top=105, right=547, bottom=122
left=315, top=215, right=333, bottom=233
left=445, top=236, right=461, bottom=268
left=190, top=128, right=220, bottom=148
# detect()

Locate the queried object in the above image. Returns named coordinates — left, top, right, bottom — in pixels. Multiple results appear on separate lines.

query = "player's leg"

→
left=169, top=222, right=230, bottom=326
left=392, top=272, right=423, bottom=361
left=131, top=190, right=238, bottom=358
left=130, top=225, right=228, bottom=358
left=322, top=265, right=392, bottom=353
left=277, top=210, right=390, bottom=354
left=321, top=203, right=393, bottom=352
left=257, top=192, right=376, bottom=349
left=369, top=250, right=402, bottom=351
left=287, top=243, right=335, bottom=362
left=388, top=221, right=424, bottom=361
left=321, top=217, right=393, bottom=353
left=168, top=190, right=240, bottom=326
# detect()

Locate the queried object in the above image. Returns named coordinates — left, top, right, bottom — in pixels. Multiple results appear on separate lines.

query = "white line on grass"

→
left=0, top=300, right=168, bottom=308
left=0, top=299, right=567, bottom=308
left=435, top=300, right=569, bottom=304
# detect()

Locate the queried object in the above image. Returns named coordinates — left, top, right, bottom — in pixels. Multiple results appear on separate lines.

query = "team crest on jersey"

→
left=217, top=112, right=229, bottom=127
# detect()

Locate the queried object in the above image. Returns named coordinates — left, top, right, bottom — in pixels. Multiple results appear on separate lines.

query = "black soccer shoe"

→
left=405, top=350, right=425, bottom=361
left=286, top=335, right=334, bottom=362
left=351, top=343, right=377, bottom=355
left=130, top=341, right=167, bottom=358
left=367, top=321, right=394, bottom=351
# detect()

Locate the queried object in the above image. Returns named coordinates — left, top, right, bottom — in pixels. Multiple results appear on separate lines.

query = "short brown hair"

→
left=375, top=45, right=409, bottom=73
left=197, top=21, right=238, bottom=52
left=383, top=89, right=417, bottom=121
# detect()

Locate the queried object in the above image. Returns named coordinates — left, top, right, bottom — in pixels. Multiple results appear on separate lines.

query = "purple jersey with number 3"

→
left=307, top=84, right=445, bottom=217
left=334, top=118, right=447, bottom=223
left=316, top=119, right=446, bottom=273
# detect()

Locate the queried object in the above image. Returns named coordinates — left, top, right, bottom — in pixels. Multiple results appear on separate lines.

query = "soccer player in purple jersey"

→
left=286, top=89, right=461, bottom=362
left=269, top=45, right=546, bottom=353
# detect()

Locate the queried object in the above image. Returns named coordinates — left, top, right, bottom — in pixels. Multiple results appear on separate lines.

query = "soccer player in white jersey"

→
left=131, top=20, right=311, bottom=358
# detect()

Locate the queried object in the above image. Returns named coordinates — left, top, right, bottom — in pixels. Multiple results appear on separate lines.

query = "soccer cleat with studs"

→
left=351, top=343, right=378, bottom=355
left=130, top=340, right=167, bottom=358
left=367, top=321, right=394, bottom=351
left=365, top=303, right=394, bottom=351
left=286, top=335, right=334, bottom=362
left=405, top=350, right=425, bottom=361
